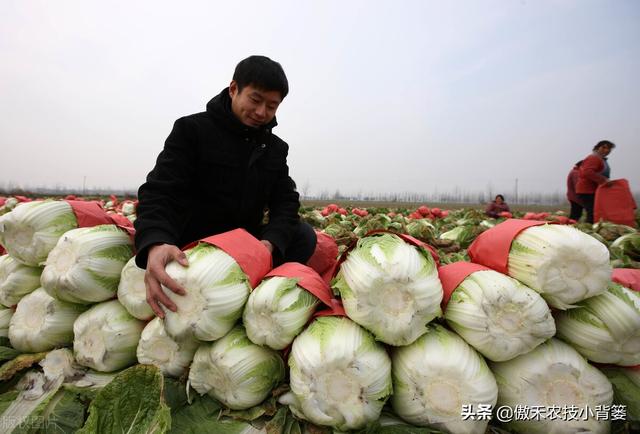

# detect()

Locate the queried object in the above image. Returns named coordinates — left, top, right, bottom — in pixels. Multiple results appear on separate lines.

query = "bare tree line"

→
left=1, top=181, right=638, bottom=206
left=308, top=189, right=572, bottom=205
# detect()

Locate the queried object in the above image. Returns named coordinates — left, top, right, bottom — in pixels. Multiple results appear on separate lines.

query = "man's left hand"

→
left=260, top=239, right=274, bottom=254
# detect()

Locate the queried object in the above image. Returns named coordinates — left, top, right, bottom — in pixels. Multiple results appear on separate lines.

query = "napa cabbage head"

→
left=279, top=316, right=392, bottom=431
left=161, top=242, right=251, bottom=341
left=189, top=325, right=284, bottom=410
left=41, top=225, right=134, bottom=304
left=508, top=224, right=612, bottom=309
left=0, top=200, right=77, bottom=266
left=391, top=324, right=498, bottom=434
left=334, top=233, right=443, bottom=346
left=599, top=365, right=640, bottom=421
left=555, top=283, right=640, bottom=366
left=445, top=270, right=555, bottom=361
left=243, top=275, right=319, bottom=350
left=74, top=300, right=145, bottom=372
left=136, top=317, right=198, bottom=378
left=9, top=287, right=88, bottom=353
left=0, top=254, right=42, bottom=307
left=490, top=338, right=613, bottom=434
left=117, top=256, right=154, bottom=320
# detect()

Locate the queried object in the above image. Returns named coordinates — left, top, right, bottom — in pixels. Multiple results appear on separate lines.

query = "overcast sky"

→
left=1, top=0, right=638, bottom=200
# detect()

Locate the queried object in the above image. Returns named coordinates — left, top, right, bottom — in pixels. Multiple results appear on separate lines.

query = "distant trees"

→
left=0, top=181, right=637, bottom=207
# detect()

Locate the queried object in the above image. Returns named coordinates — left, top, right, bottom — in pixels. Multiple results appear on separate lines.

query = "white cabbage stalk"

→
left=117, top=256, right=154, bottom=320
left=162, top=243, right=251, bottom=341
left=445, top=270, right=556, bottom=361
left=41, top=225, right=134, bottom=304
left=9, top=287, right=88, bottom=353
left=0, top=305, right=12, bottom=337
left=189, top=325, right=284, bottom=410
left=279, top=316, right=392, bottom=431
left=490, top=338, right=613, bottom=434
left=333, top=233, right=443, bottom=346
left=137, top=317, right=198, bottom=378
left=74, top=300, right=145, bottom=372
left=508, top=224, right=611, bottom=309
left=0, top=254, right=43, bottom=307
left=0, top=200, right=77, bottom=266
left=555, top=283, right=640, bottom=366
left=243, top=276, right=319, bottom=350
left=391, top=324, right=498, bottom=434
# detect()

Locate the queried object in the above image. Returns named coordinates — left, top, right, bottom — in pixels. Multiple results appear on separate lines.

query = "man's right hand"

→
left=145, top=244, right=189, bottom=318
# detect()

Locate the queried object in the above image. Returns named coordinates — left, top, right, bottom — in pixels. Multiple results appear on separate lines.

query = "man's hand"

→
left=145, top=244, right=189, bottom=318
left=260, top=239, right=274, bottom=254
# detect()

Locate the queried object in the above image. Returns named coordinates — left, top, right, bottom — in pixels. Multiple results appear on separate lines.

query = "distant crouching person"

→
left=485, top=194, right=510, bottom=218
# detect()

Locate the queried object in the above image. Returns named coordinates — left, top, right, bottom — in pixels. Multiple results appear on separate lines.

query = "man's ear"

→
left=229, top=80, right=238, bottom=99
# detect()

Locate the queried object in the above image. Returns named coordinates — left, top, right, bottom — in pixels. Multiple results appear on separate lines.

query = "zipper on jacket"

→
left=239, top=138, right=268, bottom=224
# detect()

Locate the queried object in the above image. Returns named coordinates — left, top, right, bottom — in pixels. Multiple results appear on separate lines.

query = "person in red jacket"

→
left=485, top=194, right=511, bottom=218
left=566, top=161, right=583, bottom=221
left=575, top=140, right=615, bottom=223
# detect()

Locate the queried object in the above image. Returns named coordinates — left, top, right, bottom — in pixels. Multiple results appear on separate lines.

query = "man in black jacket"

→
left=134, top=55, right=316, bottom=318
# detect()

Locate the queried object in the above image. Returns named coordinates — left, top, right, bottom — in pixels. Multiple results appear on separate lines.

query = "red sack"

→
left=612, top=268, right=640, bottom=292
left=438, top=262, right=492, bottom=310
left=265, top=263, right=334, bottom=308
left=306, top=231, right=339, bottom=284
left=594, top=179, right=637, bottom=227
left=468, top=219, right=552, bottom=274
left=182, top=228, right=272, bottom=289
left=66, top=200, right=135, bottom=238
left=314, top=298, right=347, bottom=317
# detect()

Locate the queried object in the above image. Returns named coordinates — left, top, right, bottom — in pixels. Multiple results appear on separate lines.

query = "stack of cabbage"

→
left=117, top=241, right=290, bottom=412
left=0, top=201, right=138, bottom=372
left=316, top=233, right=501, bottom=433
left=463, top=223, right=634, bottom=433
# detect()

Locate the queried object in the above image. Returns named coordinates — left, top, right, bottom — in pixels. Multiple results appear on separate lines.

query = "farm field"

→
left=0, top=195, right=638, bottom=433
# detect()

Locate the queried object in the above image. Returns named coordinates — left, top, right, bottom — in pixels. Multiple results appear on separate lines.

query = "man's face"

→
left=596, top=145, right=612, bottom=157
left=229, top=81, right=282, bottom=128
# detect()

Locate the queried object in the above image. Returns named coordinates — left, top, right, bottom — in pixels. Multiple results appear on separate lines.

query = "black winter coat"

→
left=134, top=88, right=300, bottom=268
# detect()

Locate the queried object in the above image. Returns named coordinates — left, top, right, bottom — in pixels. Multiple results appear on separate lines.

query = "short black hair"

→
left=233, top=55, right=289, bottom=99
left=593, top=140, right=616, bottom=151
left=495, top=194, right=505, bottom=201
